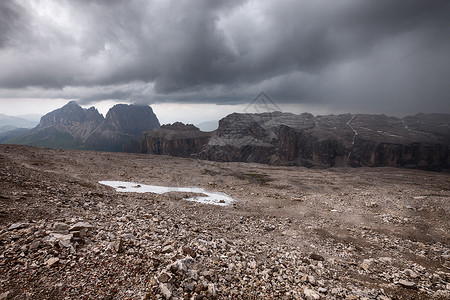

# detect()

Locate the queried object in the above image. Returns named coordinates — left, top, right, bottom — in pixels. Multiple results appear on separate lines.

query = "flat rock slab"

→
left=8, top=223, right=30, bottom=231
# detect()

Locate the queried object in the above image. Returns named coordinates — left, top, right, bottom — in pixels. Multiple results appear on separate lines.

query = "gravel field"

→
left=0, top=144, right=449, bottom=299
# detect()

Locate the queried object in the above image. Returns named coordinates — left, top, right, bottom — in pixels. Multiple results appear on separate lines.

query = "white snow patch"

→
left=99, top=181, right=236, bottom=206
left=382, top=132, right=402, bottom=138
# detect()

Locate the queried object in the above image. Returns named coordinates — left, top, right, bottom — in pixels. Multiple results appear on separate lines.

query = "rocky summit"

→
left=144, top=112, right=450, bottom=171
left=0, top=144, right=449, bottom=299
left=6, top=101, right=160, bottom=152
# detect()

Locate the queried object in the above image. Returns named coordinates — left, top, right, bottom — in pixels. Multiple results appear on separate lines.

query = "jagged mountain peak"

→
left=9, top=101, right=160, bottom=152
left=65, top=100, right=80, bottom=106
left=38, top=101, right=88, bottom=129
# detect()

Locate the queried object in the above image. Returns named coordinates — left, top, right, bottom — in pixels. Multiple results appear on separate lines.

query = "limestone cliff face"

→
left=367, top=142, right=449, bottom=169
left=198, top=112, right=450, bottom=171
left=85, top=104, right=161, bottom=152
left=141, top=112, right=449, bottom=171
left=142, top=122, right=211, bottom=158
left=104, top=104, right=160, bottom=136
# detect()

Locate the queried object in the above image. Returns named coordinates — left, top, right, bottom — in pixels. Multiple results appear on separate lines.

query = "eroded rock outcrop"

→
left=163, top=112, right=450, bottom=171
left=142, top=122, right=211, bottom=157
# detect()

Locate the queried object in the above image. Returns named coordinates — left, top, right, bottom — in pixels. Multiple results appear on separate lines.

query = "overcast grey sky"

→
left=1, top=0, right=449, bottom=122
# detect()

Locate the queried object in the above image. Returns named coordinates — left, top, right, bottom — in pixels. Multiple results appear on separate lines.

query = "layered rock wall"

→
left=142, top=122, right=211, bottom=158
left=197, top=113, right=450, bottom=171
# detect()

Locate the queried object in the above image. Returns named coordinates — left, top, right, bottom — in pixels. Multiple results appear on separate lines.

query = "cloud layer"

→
left=1, top=0, right=449, bottom=113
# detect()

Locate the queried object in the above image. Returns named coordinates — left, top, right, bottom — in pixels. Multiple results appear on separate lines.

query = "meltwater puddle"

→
left=99, top=181, right=236, bottom=206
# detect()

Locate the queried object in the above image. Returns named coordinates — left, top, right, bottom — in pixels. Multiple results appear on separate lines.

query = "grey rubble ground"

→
left=0, top=144, right=449, bottom=300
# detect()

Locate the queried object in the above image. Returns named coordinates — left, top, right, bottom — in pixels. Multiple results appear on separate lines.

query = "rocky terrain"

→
left=144, top=113, right=450, bottom=171
left=0, top=144, right=449, bottom=299
left=4, top=102, right=160, bottom=152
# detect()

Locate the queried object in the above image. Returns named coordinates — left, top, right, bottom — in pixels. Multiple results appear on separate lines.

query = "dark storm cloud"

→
left=0, top=0, right=449, bottom=113
left=0, top=1, right=28, bottom=48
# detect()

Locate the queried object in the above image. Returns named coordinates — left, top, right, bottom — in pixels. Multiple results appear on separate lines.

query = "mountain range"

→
left=0, top=114, right=38, bottom=133
left=2, top=101, right=449, bottom=171
left=2, top=101, right=160, bottom=152
left=143, top=112, right=450, bottom=171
